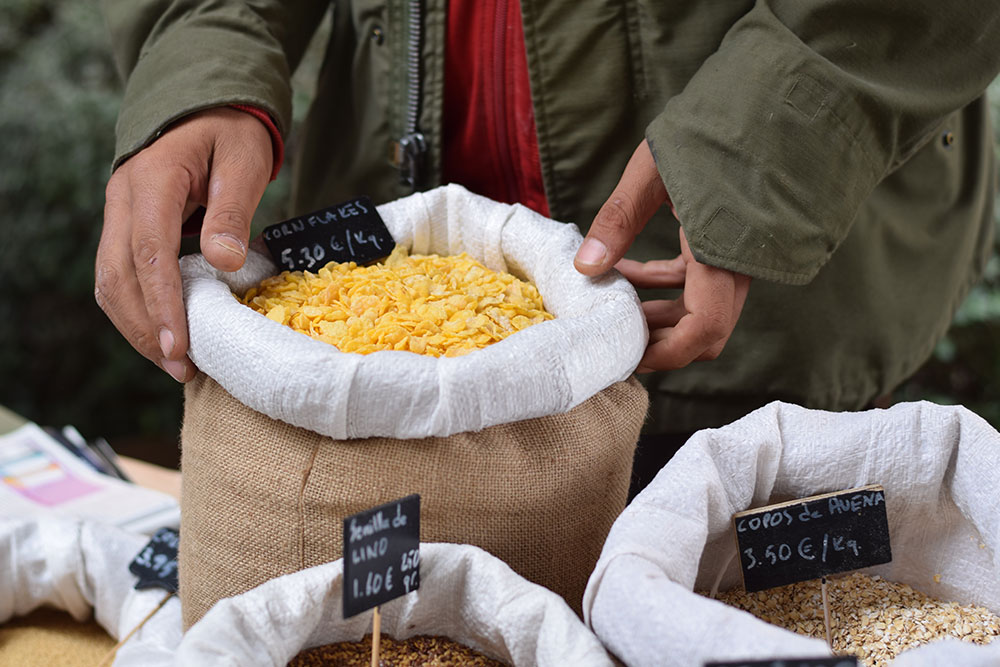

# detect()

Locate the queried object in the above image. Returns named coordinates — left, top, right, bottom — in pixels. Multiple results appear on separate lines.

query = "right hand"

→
left=96, top=107, right=273, bottom=382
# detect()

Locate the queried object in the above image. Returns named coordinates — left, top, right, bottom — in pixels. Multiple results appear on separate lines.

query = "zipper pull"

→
left=393, top=132, right=427, bottom=190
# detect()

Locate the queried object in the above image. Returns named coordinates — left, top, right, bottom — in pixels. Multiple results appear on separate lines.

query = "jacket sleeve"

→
left=645, top=0, right=1000, bottom=285
left=102, top=0, right=328, bottom=170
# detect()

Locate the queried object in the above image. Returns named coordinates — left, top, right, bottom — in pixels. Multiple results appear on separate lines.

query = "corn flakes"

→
left=241, top=246, right=553, bottom=357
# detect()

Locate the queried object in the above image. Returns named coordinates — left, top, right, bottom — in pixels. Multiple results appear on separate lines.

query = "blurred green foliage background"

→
left=1, top=1, right=998, bottom=465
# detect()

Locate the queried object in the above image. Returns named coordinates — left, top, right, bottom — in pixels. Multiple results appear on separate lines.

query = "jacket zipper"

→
left=492, top=0, right=519, bottom=204
left=395, top=0, right=426, bottom=190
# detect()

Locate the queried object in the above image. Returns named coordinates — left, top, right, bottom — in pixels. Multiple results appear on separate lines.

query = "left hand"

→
left=573, top=140, right=751, bottom=371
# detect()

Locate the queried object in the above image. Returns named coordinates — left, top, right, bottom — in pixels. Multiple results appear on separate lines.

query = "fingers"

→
left=614, top=256, right=687, bottom=289
left=97, top=171, right=195, bottom=382
left=127, top=160, right=194, bottom=376
left=199, top=114, right=272, bottom=273
left=574, top=139, right=668, bottom=276
left=640, top=267, right=750, bottom=370
left=644, top=307, right=730, bottom=369
left=636, top=229, right=751, bottom=372
left=641, top=298, right=687, bottom=330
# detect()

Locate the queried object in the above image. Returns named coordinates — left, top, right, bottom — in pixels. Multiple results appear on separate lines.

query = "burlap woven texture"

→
left=179, top=373, right=647, bottom=629
left=0, top=608, right=115, bottom=667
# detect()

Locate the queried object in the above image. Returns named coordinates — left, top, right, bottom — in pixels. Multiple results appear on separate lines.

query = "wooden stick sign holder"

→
left=98, top=527, right=180, bottom=666
left=821, top=577, right=833, bottom=647
left=371, top=605, right=382, bottom=667
left=342, top=494, right=421, bottom=666
left=96, top=591, right=174, bottom=667
left=730, top=484, right=892, bottom=651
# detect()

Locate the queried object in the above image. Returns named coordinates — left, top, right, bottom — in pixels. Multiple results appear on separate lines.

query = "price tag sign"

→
left=262, top=196, right=395, bottom=271
left=706, top=658, right=858, bottom=667
left=343, top=494, right=420, bottom=618
left=128, top=527, right=179, bottom=592
left=733, top=485, right=891, bottom=593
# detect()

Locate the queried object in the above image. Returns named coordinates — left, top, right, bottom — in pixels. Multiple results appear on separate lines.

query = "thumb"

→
left=200, top=128, right=272, bottom=272
left=574, top=139, right=668, bottom=276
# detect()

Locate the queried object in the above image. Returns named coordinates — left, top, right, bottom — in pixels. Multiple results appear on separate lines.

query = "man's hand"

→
left=96, top=107, right=273, bottom=382
left=573, top=140, right=751, bottom=371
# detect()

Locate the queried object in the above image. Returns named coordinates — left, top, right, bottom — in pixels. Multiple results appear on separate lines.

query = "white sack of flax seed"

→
left=584, top=401, right=1000, bottom=666
left=180, top=183, right=646, bottom=440
left=174, top=543, right=614, bottom=667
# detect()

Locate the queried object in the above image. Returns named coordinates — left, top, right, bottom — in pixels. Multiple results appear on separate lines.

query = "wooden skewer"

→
left=371, top=605, right=381, bottom=667
left=821, top=576, right=833, bottom=649
left=96, top=591, right=174, bottom=667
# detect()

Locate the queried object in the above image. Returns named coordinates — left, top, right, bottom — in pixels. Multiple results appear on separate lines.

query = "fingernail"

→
left=163, top=359, right=189, bottom=383
left=212, top=233, right=246, bottom=258
left=158, top=327, right=175, bottom=358
left=576, top=238, right=608, bottom=267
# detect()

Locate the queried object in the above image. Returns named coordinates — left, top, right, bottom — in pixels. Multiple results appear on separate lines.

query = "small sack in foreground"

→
left=176, top=543, right=616, bottom=667
left=584, top=401, right=1000, bottom=667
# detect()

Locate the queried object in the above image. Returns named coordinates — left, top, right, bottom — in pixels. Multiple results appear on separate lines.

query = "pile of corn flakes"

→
left=241, top=246, right=554, bottom=357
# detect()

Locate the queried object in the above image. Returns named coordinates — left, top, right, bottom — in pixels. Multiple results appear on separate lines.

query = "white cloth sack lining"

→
left=180, top=183, right=646, bottom=439
left=0, top=517, right=183, bottom=667
left=175, top=542, right=613, bottom=666
left=0, top=518, right=612, bottom=667
left=583, top=400, right=1000, bottom=667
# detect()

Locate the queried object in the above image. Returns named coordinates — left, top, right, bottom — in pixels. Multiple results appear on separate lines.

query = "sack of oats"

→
left=177, top=184, right=648, bottom=629
left=174, top=543, right=615, bottom=666
left=584, top=401, right=1000, bottom=667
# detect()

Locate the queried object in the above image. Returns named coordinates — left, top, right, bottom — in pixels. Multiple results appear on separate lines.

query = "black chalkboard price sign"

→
left=128, top=527, right=180, bottom=592
left=262, top=196, right=395, bottom=271
left=706, top=658, right=858, bottom=667
left=343, top=494, right=420, bottom=618
left=732, top=485, right=891, bottom=593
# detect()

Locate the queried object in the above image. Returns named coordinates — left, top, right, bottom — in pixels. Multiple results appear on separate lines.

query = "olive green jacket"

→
left=105, top=0, right=1000, bottom=432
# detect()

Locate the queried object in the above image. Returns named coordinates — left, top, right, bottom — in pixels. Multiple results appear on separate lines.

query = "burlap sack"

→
left=180, top=185, right=648, bottom=441
left=179, top=372, right=647, bottom=629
